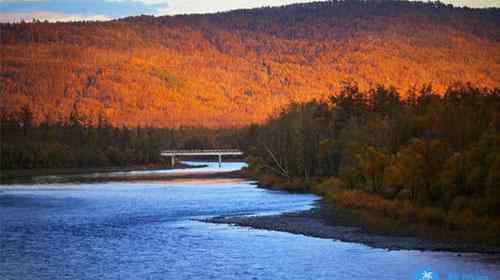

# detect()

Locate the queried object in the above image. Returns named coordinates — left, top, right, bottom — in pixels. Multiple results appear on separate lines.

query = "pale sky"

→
left=0, top=0, right=499, bottom=23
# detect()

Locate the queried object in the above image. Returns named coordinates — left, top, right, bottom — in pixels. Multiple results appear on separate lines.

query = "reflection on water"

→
left=84, top=161, right=246, bottom=177
left=20, top=161, right=247, bottom=184
left=1, top=162, right=499, bottom=280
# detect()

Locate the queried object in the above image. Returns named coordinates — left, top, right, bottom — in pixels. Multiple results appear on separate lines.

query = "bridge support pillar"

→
left=218, top=154, right=222, bottom=168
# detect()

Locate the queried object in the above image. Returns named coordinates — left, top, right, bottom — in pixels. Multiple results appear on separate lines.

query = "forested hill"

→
left=1, top=0, right=499, bottom=127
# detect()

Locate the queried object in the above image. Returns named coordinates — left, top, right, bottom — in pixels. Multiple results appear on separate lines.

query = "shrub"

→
left=418, top=207, right=446, bottom=226
left=447, top=209, right=475, bottom=230
left=311, top=177, right=344, bottom=195
left=258, top=174, right=282, bottom=188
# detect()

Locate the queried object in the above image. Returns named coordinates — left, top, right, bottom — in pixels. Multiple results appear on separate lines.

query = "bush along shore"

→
left=233, top=83, right=500, bottom=252
left=234, top=170, right=500, bottom=253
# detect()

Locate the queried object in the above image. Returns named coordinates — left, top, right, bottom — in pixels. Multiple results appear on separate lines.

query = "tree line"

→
left=0, top=109, right=241, bottom=170
left=244, top=82, right=500, bottom=225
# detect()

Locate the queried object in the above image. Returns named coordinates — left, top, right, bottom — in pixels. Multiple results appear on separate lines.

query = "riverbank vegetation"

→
left=243, top=83, right=500, bottom=245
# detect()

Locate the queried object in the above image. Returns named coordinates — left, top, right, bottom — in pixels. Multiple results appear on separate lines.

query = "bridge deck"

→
left=160, top=149, right=244, bottom=156
left=161, top=149, right=244, bottom=167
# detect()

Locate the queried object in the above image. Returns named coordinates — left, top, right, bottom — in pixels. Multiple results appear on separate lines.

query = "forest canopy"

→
left=1, top=0, right=499, bottom=127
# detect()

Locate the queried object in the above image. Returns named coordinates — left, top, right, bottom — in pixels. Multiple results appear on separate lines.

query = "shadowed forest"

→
left=0, top=120, right=240, bottom=170
left=1, top=1, right=499, bottom=127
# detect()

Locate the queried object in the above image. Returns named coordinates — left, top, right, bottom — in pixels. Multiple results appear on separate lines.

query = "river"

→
left=1, top=162, right=499, bottom=280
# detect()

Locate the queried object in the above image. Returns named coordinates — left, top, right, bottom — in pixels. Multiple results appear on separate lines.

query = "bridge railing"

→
left=160, top=149, right=244, bottom=167
left=160, top=149, right=243, bottom=154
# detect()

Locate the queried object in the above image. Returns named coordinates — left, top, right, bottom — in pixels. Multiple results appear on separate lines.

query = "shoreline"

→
left=0, top=163, right=246, bottom=185
left=201, top=200, right=500, bottom=254
left=0, top=162, right=200, bottom=178
left=0, top=171, right=245, bottom=186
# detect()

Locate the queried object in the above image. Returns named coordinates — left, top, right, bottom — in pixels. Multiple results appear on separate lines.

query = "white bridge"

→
left=161, top=149, right=244, bottom=167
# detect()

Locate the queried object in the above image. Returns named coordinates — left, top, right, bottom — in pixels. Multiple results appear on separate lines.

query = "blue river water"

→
left=1, top=162, right=499, bottom=280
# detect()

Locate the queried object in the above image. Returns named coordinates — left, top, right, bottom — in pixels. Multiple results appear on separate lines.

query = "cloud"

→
left=157, top=0, right=321, bottom=15
left=0, top=0, right=165, bottom=21
left=105, top=0, right=168, bottom=4
left=0, top=11, right=110, bottom=22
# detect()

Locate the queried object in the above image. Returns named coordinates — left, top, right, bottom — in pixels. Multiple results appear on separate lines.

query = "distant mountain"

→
left=1, top=0, right=499, bottom=127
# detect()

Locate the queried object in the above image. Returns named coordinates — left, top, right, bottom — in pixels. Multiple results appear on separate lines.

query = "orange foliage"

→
left=1, top=1, right=499, bottom=127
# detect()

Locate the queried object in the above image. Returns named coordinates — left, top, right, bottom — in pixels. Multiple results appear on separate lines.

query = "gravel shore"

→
left=200, top=203, right=500, bottom=254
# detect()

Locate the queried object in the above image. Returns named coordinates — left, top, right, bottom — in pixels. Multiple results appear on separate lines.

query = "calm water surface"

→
left=1, top=162, right=499, bottom=280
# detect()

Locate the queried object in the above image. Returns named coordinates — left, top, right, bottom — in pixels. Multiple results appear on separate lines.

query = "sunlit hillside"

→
left=1, top=0, right=499, bottom=127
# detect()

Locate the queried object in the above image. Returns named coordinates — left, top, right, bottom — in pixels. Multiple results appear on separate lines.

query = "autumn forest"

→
left=1, top=0, right=499, bottom=127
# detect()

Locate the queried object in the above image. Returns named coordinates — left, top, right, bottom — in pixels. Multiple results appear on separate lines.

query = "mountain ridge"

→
left=1, top=0, right=499, bottom=127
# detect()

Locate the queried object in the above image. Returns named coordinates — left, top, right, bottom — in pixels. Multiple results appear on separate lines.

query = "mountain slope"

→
left=1, top=0, right=499, bottom=127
